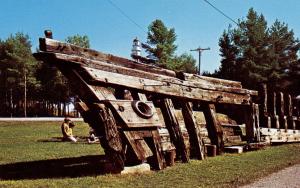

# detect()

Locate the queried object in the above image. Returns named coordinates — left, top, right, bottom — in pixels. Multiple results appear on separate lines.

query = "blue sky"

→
left=1, top=0, right=300, bottom=72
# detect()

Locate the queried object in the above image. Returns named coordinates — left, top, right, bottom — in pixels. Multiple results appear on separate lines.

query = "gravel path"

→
left=242, top=164, right=300, bottom=188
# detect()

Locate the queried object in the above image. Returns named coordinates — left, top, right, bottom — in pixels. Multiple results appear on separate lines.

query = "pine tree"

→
left=144, top=19, right=177, bottom=68
left=217, top=8, right=300, bottom=91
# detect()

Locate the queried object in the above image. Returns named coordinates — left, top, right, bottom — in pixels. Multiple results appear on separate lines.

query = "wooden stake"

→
left=202, top=103, right=224, bottom=155
left=181, top=101, right=205, bottom=160
left=159, top=99, right=190, bottom=162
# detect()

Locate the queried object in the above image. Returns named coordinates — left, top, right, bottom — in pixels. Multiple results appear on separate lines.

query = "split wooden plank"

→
left=180, top=102, right=205, bottom=160
left=81, top=66, right=252, bottom=105
left=202, top=103, right=224, bottom=155
left=159, top=99, right=190, bottom=162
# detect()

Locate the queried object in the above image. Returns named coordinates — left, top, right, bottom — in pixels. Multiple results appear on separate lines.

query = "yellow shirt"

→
left=61, top=122, right=73, bottom=138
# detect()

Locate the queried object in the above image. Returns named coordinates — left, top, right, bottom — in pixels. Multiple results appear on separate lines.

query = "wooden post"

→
left=277, top=92, right=287, bottom=129
left=268, top=92, right=277, bottom=117
left=286, top=94, right=294, bottom=130
left=259, top=84, right=268, bottom=116
left=181, top=101, right=205, bottom=160
left=202, top=103, right=224, bottom=155
left=254, top=104, right=260, bottom=142
left=151, top=130, right=166, bottom=170
left=269, top=92, right=279, bottom=129
left=259, top=84, right=270, bottom=128
left=91, top=104, right=125, bottom=171
left=243, top=103, right=257, bottom=142
left=159, top=99, right=189, bottom=162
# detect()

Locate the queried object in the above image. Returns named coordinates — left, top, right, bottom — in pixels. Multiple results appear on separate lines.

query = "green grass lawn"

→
left=0, top=121, right=300, bottom=188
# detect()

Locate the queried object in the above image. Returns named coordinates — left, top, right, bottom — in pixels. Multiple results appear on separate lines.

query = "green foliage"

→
left=1, top=121, right=300, bottom=187
left=0, top=33, right=40, bottom=116
left=144, top=19, right=177, bottom=66
left=144, top=19, right=197, bottom=73
left=172, top=53, right=197, bottom=73
left=66, top=34, right=90, bottom=48
left=217, top=8, right=300, bottom=92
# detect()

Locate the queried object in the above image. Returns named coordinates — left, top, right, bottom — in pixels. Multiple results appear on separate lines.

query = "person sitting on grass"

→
left=61, top=117, right=77, bottom=142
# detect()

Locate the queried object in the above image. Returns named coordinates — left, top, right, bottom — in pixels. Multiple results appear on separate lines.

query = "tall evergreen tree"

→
left=0, top=33, right=40, bottom=116
left=144, top=19, right=177, bottom=68
left=217, top=8, right=300, bottom=91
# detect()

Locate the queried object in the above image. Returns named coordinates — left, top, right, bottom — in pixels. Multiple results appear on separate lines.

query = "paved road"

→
left=242, top=164, right=300, bottom=188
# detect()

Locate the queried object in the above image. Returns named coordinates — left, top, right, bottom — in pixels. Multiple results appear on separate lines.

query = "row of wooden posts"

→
left=259, top=84, right=300, bottom=130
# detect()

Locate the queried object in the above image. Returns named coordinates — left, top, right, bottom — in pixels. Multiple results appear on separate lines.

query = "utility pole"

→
left=190, top=47, right=210, bottom=75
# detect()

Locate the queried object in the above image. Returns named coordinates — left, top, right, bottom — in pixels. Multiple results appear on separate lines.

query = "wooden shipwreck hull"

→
left=34, top=33, right=300, bottom=171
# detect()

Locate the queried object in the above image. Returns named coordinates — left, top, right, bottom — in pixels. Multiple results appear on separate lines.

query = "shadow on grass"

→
left=0, top=155, right=119, bottom=180
left=37, top=136, right=93, bottom=143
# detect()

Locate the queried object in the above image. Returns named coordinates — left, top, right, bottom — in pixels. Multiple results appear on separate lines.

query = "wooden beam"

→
left=82, top=66, right=252, bottom=105
left=91, top=103, right=125, bottom=170
left=159, top=99, right=190, bottom=162
left=202, top=103, right=224, bottom=155
left=34, top=52, right=257, bottom=97
left=150, top=130, right=166, bottom=170
left=34, top=53, right=258, bottom=95
left=38, top=38, right=176, bottom=77
left=177, top=72, right=242, bottom=89
left=181, top=102, right=205, bottom=160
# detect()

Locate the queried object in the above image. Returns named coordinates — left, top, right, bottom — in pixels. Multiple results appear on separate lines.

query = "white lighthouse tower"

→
left=131, top=37, right=141, bottom=58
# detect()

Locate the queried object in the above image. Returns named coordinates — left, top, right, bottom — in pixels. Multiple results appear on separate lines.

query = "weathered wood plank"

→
left=177, top=72, right=242, bottom=88
left=34, top=52, right=257, bottom=96
left=82, top=66, right=252, bottom=105
left=260, top=128, right=300, bottom=143
left=202, top=103, right=224, bottom=155
left=180, top=102, right=205, bottom=160
left=123, top=131, right=153, bottom=161
left=151, top=130, right=166, bottom=170
left=39, top=38, right=177, bottom=77
left=91, top=104, right=125, bottom=170
left=107, top=100, right=162, bottom=128
left=159, top=99, right=190, bottom=162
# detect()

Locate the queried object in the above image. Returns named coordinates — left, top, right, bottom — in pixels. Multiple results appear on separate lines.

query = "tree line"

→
left=0, top=34, right=89, bottom=117
left=0, top=8, right=299, bottom=117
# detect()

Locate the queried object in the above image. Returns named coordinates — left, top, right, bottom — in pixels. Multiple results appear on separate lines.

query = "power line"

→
left=106, top=0, right=147, bottom=34
left=202, top=0, right=238, bottom=25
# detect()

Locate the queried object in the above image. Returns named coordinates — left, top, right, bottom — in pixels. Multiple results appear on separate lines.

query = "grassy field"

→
left=0, top=121, right=300, bottom=188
